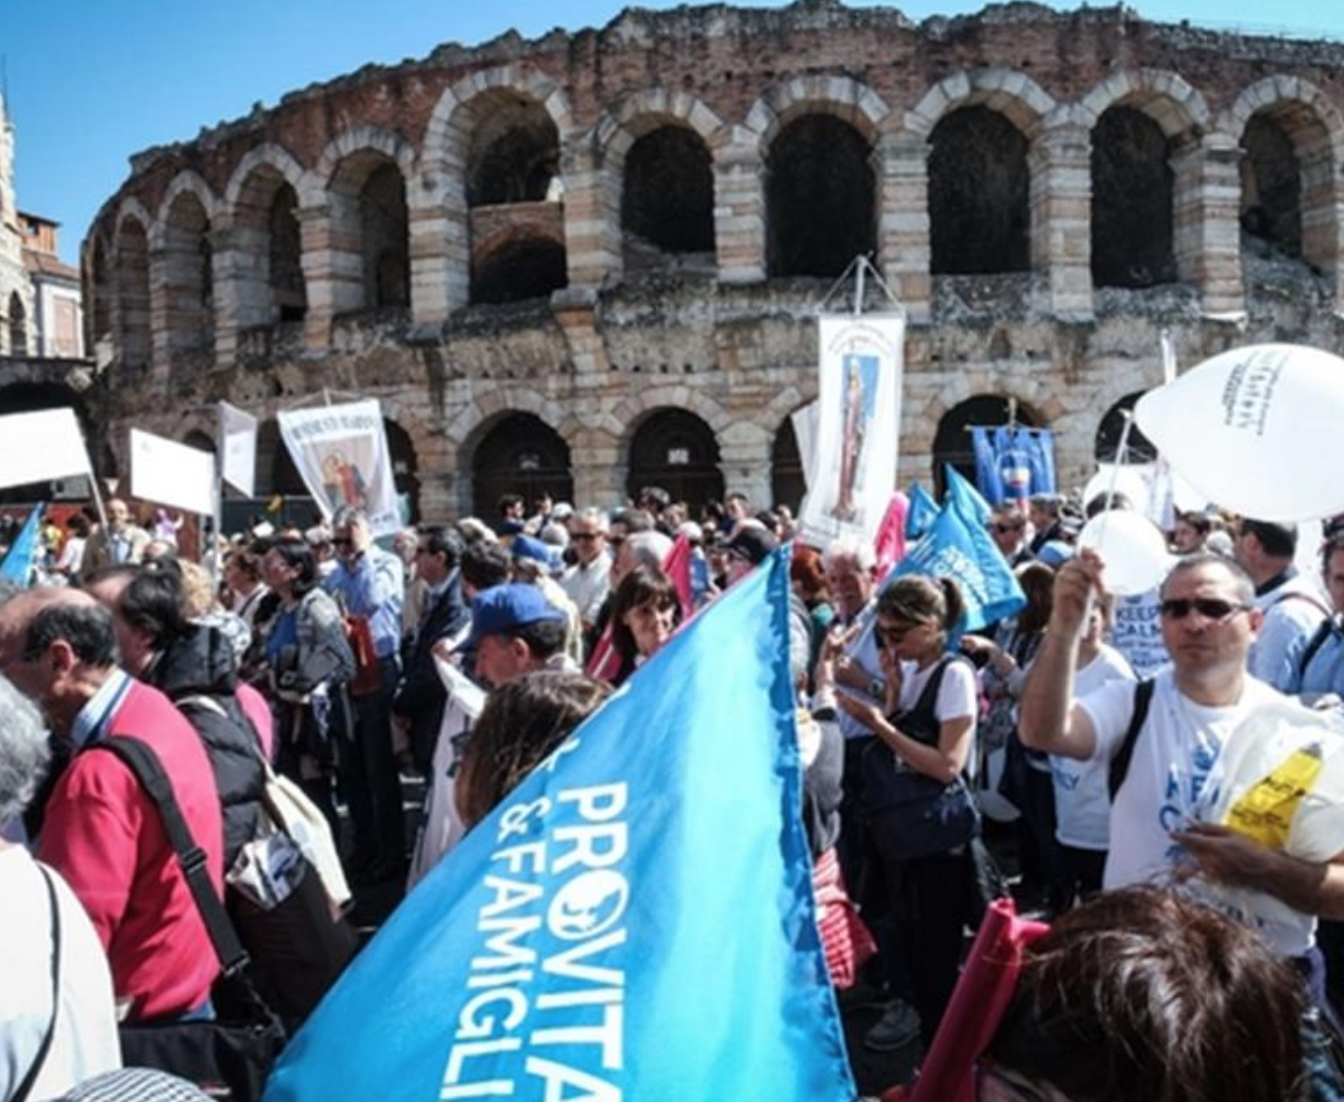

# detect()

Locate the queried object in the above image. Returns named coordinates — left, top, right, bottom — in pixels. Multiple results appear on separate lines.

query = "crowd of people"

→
left=2, top=481, right=1343, bottom=1101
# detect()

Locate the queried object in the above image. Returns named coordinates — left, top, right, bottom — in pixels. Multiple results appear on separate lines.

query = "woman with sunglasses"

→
left=828, top=574, right=979, bottom=1048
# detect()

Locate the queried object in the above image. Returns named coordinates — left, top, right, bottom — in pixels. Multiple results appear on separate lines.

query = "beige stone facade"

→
left=80, top=3, right=1344, bottom=520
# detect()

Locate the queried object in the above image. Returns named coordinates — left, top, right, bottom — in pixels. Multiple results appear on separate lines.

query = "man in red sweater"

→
left=0, top=588, right=223, bottom=1022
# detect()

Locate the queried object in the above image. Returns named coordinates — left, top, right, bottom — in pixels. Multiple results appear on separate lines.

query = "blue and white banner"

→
left=0, top=504, right=45, bottom=586
left=905, top=482, right=939, bottom=541
left=970, top=427, right=1056, bottom=506
left=265, top=548, right=855, bottom=1102
left=890, top=497, right=1026, bottom=633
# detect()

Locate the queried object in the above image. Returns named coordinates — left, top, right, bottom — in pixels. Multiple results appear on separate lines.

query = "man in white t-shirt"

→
left=1020, top=552, right=1344, bottom=956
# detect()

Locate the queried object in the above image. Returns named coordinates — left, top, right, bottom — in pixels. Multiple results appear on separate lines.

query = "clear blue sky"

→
left=5, top=0, right=1342, bottom=265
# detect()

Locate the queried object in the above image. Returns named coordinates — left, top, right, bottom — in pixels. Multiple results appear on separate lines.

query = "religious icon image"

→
left=832, top=351, right=879, bottom=522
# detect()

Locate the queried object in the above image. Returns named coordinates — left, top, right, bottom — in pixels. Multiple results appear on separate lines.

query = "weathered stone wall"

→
left=81, top=2, right=1344, bottom=517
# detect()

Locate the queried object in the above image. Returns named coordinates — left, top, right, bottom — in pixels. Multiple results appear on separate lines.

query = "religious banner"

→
left=970, top=426, right=1056, bottom=506
left=277, top=399, right=399, bottom=536
left=799, top=314, right=905, bottom=546
left=219, top=401, right=258, bottom=498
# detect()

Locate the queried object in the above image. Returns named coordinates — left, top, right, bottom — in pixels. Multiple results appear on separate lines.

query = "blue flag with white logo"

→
left=970, top=427, right=1057, bottom=505
left=0, top=504, right=44, bottom=586
left=944, top=464, right=993, bottom=526
left=889, top=500, right=1025, bottom=632
left=906, top=482, right=939, bottom=541
left=264, top=548, right=855, bottom=1102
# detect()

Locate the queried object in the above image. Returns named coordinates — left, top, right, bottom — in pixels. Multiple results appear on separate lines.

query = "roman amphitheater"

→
left=73, top=1, right=1344, bottom=519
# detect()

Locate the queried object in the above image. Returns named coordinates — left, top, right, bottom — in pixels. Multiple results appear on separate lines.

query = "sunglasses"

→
left=1159, top=598, right=1251, bottom=621
left=991, top=524, right=1021, bottom=535
left=875, top=621, right=920, bottom=646
left=608, top=535, right=626, bottom=548
left=571, top=532, right=601, bottom=542
left=331, top=536, right=354, bottom=547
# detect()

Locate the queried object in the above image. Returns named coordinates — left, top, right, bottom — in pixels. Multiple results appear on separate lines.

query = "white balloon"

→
left=1078, top=510, right=1172, bottom=597
left=1083, top=465, right=1151, bottom=514
left=1135, top=343, right=1344, bottom=522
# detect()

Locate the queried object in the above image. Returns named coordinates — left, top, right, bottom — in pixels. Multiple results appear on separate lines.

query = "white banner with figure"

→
left=277, top=399, right=400, bottom=536
left=130, top=430, right=216, bottom=516
left=799, top=314, right=905, bottom=546
left=0, top=408, right=92, bottom=490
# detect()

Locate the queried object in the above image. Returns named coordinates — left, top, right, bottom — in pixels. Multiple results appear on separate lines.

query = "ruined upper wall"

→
left=91, top=1, right=1344, bottom=233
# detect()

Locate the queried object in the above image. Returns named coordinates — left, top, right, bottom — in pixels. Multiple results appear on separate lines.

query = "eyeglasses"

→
left=331, top=537, right=354, bottom=547
left=1159, top=597, right=1252, bottom=621
left=571, top=532, right=601, bottom=542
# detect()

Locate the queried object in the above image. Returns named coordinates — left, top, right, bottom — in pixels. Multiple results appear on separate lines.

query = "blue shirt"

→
left=325, top=543, right=405, bottom=659
left=70, top=668, right=133, bottom=749
left=1283, top=616, right=1344, bottom=696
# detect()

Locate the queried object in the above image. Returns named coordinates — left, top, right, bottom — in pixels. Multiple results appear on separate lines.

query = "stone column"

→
left=298, top=199, right=362, bottom=350
left=1172, top=133, right=1244, bottom=316
left=408, top=169, right=461, bottom=328
left=1030, top=123, right=1094, bottom=321
left=562, top=144, right=621, bottom=290
left=879, top=133, right=930, bottom=323
left=714, top=127, right=766, bottom=283
left=147, top=243, right=172, bottom=387
left=570, top=427, right=622, bottom=507
left=717, top=421, right=772, bottom=507
left=210, top=222, right=260, bottom=368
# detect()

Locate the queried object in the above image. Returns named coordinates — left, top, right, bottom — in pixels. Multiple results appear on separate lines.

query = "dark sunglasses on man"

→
left=1159, top=597, right=1251, bottom=621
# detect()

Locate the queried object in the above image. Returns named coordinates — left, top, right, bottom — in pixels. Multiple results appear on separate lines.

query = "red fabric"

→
left=812, top=847, right=876, bottom=989
left=39, top=679, right=225, bottom=1021
left=236, top=680, right=275, bottom=761
left=873, top=492, right=909, bottom=579
left=896, top=898, right=1050, bottom=1102
left=661, top=534, right=694, bottom=619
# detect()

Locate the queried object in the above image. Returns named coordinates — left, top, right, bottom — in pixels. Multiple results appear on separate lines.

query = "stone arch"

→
left=155, top=184, right=216, bottom=369
left=463, top=408, right=575, bottom=518
left=594, top=90, right=724, bottom=275
left=470, top=223, right=567, bottom=305
left=1073, top=69, right=1210, bottom=138
left=86, top=234, right=113, bottom=349
left=744, top=75, right=889, bottom=150
left=624, top=406, right=725, bottom=511
left=226, top=146, right=309, bottom=327
left=303, top=127, right=417, bottom=205
left=1095, top=391, right=1159, bottom=465
left=112, top=205, right=153, bottom=372
left=446, top=386, right=572, bottom=450
left=906, top=69, right=1055, bottom=141
left=417, top=68, right=575, bottom=316
left=611, top=384, right=732, bottom=440
left=150, top=171, right=219, bottom=248
left=1225, top=78, right=1344, bottom=282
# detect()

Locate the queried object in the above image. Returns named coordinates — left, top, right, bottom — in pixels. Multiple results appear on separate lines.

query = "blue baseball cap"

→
left=458, top=583, right=566, bottom=652
left=511, top=534, right=556, bottom=566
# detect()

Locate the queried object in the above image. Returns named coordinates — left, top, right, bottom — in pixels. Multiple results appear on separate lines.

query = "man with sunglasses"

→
left=1020, top=552, right=1344, bottom=967
left=560, top=508, right=611, bottom=636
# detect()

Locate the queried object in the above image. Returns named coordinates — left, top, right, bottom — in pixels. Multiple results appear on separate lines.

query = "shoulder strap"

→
left=1298, top=618, right=1337, bottom=683
left=1272, top=589, right=1331, bottom=618
left=12, top=866, right=62, bottom=1102
left=1108, top=678, right=1156, bottom=802
left=96, top=736, right=249, bottom=976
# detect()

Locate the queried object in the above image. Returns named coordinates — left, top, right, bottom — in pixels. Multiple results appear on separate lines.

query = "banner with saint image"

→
left=277, top=399, right=400, bottom=536
left=799, top=314, right=905, bottom=547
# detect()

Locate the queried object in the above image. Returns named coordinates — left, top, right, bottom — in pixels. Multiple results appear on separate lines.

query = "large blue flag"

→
left=970, top=427, right=1057, bottom=505
left=906, top=482, right=939, bottom=541
left=889, top=500, right=1025, bottom=632
left=265, top=548, right=855, bottom=1102
left=0, top=504, right=44, bottom=586
left=943, top=464, right=993, bottom=526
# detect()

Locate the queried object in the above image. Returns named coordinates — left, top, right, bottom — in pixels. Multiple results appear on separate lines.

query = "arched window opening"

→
left=1095, top=392, right=1159, bottom=465
left=771, top=415, right=806, bottom=516
left=161, top=192, right=215, bottom=364
left=931, top=395, right=1039, bottom=497
left=929, top=107, right=1030, bottom=275
left=360, top=163, right=410, bottom=309
left=115, top=220, right=151, bottom=370
left=90, top=239, right=112, bottom=344
left=467, top=97, right=560, bottom=207
left=8, top=292, right=27, bottom=355
left=767, top=115, right=875, bottom=279
left=384, top=418, right=420, bottom=524
left=269, top=183, right=307, bottom=321
left=622, top=125, right=714, bottom=264
left=471, top=237, right=567, bottom=306
left=1091, top=106, right=1176, bottom=289
left=1241, top=114, right=1303, bottom=261
left=627, top=408, right=724, bottom=513
left=472, top=413, right=573, bottom=516
left=234, top=168, right=307, bottom=328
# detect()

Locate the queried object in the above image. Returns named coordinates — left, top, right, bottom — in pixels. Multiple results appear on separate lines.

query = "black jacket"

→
left=393, top=571, right=469, bottom=773
left=147, top=624, right=266, bottom=868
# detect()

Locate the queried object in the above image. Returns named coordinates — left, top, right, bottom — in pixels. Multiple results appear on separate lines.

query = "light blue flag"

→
left=0, top=504, right=45, bottom=586
left=889, top=501, right=1025, bottom=632
left=905, top=482, right=939, bottom=540
left=264, top=547, right=856, bottom=1102
left=943, top=464, right=993, bottom=526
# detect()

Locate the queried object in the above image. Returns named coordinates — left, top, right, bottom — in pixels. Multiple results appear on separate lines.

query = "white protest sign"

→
left=219, top=402, right=257, bottom=498
left=130, top=430, right=216, bottom=516
left=1136, top=343, right=1344, bottom=522
left=0, top=408, right=92, bottom=490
